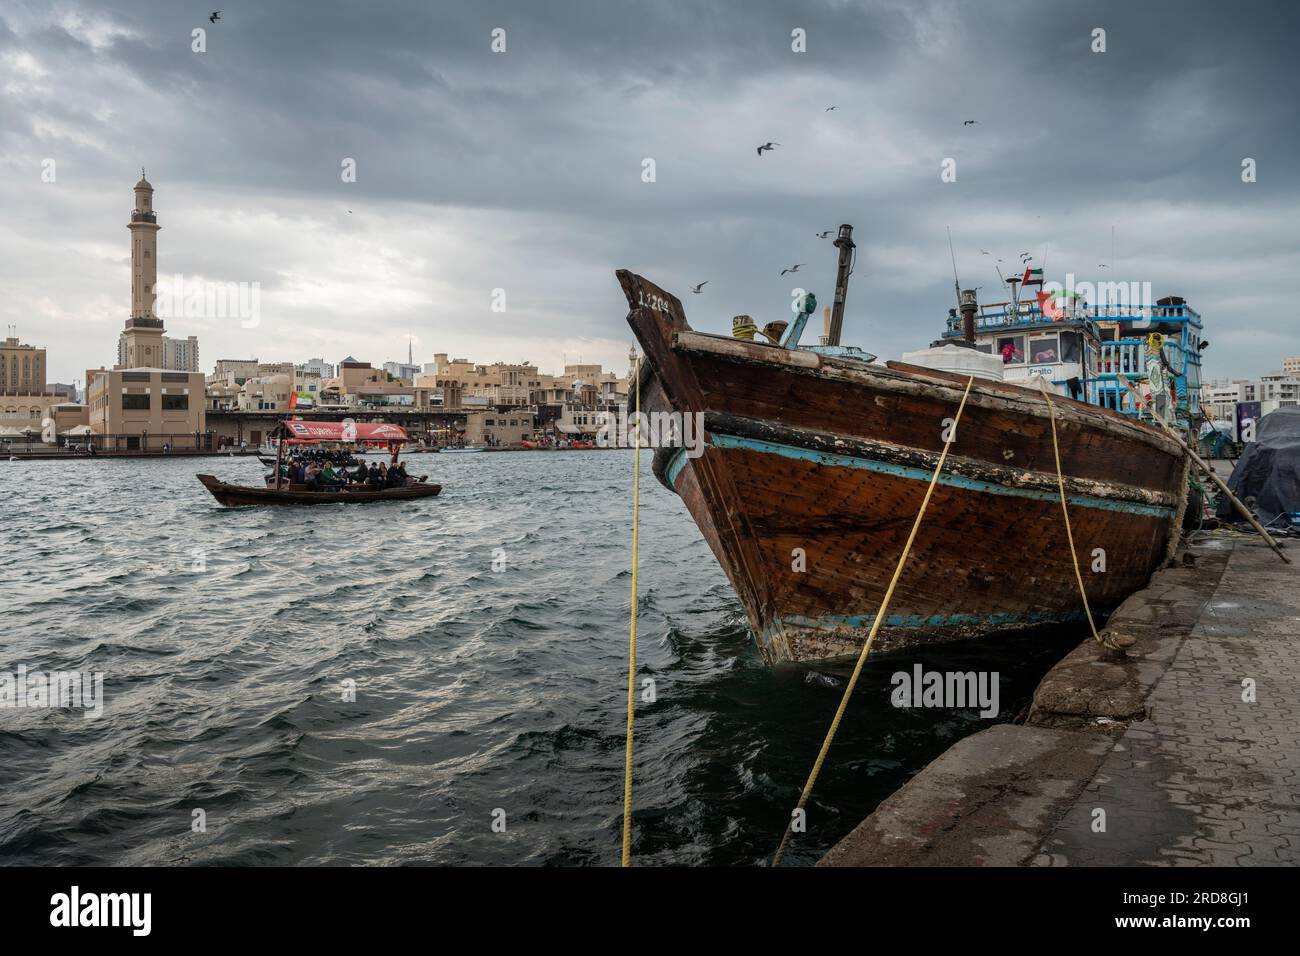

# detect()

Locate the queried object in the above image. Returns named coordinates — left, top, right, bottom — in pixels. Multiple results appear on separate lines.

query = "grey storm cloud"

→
left=1, top=0, right=1297, bottom=383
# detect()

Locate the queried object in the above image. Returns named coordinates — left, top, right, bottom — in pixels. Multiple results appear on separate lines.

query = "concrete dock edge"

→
left=820, top=537, right=1300, bottom=866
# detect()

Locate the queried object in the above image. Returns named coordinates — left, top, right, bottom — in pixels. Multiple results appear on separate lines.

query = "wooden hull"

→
left=197, top=473, right=442, bottom=507
left=618, top=270, right=1189, bottom=665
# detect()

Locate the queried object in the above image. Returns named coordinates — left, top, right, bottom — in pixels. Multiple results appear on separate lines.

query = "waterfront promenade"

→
left=821, top=535, right=1300, bottom=866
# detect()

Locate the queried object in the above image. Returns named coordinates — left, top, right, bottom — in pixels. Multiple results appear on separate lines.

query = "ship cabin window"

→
left=973, top=343, right=993, bottom=354
left=1060, top=332, right=1083, bottom=362
left=1029, top=336, right=1059, bottom=365
left=996, top=335, right=1025, bottom=364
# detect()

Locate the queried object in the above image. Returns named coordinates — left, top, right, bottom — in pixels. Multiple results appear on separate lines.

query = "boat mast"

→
left=274, top=423, right=285, bottom=490
left=946, top=226, right=961, bottom=309
left=825, top=224, right=855, bottom=346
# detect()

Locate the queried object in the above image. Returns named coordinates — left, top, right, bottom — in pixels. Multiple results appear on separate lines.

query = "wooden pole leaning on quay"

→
left=1116, top=375, right=1289, bottom=564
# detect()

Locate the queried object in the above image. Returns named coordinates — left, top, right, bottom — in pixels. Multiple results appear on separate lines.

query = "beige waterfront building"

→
left=329, top=356, right=387, bottom=395
left=87, top=367, right=207, bottom=448
left=464, top=409, right=536, bottom=447
left=417, top=354, right=540, bottom=407
left=1, top=332, right=46, bottom=394
left=0, top=332, right=73, bottom=436
left=209, top=358, right=260, bottom=386
left=237, top=373, right=292, bottom=412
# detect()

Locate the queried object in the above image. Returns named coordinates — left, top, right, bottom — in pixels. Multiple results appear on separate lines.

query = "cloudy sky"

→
left=2, top=0, right=1297, bottom=387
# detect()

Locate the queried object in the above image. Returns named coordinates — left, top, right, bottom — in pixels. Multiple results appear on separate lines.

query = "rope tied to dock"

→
left=621, top=357, right=642, bottom=866
left=771, top=375, right=976, bottom=868
left=1034, top=375, right=1120, bottom=651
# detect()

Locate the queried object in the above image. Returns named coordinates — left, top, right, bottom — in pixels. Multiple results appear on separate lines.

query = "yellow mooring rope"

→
left=771, top=375, right=976, bottom=867
left=1034, top=376, right=1119, bottom=651
left=621, top=357, right=642, bottom=866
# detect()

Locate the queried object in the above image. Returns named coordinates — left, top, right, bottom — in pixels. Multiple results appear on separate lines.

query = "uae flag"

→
left=1022, top=267, right=1044, bottom=285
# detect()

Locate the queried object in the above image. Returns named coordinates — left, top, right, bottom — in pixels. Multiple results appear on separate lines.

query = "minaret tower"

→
left=122, top=169, right=164, bottom=368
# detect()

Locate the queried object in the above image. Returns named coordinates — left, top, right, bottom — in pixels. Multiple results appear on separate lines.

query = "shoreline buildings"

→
left=19, top=173, right=635, bottom=452
left=1203, top=365, right=1300, bottom=421
left=0, top=331, right=83, bottom=437
left=1202, top=362, right=1300, bottom=446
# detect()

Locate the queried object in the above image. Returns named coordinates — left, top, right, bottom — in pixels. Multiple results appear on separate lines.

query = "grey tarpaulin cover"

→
left=1219, top=405, right=1300, bottom=525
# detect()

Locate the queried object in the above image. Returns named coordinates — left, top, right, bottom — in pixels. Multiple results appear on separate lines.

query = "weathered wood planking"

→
left=616, top=270, right=1187, bottom=665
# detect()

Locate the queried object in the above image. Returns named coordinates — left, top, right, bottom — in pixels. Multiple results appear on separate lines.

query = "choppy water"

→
left=0, top=451, right=1082, bottom=866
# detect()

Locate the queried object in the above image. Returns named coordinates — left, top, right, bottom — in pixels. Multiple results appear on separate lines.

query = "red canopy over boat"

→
left=281, top=420, right=408, bottom=443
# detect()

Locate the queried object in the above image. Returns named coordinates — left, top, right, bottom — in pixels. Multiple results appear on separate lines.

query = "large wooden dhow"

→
left=617, top=265, right=1191, bottom=665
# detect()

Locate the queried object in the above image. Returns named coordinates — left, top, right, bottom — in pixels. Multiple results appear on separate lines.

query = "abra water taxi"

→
left=198, top=420, right=442, bottom=507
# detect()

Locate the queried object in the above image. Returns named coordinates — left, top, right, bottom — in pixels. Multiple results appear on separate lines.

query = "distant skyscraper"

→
left=383, top=361, right=420, bottom=381
left=118, top=332, right=199, bottom=371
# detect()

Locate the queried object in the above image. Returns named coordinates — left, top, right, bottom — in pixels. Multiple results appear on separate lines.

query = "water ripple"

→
left=0, top=451, right=1081, bottom=865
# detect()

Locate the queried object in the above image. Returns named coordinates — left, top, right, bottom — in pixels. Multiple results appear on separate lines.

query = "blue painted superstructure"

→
left=939, top=290, right=1204, bottom=431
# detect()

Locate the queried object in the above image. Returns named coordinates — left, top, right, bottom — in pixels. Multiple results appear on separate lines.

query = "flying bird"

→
left=780, top=264, right=805, bottom=276
left=979, top=248, right=991, bottom=255
left=1097, top=264, right=1109, bottom=268
left=691, top=281, right=709, bottom=293
left=816, top=230, right=833, bottom=238
left=825, top=106, right=837, bottom=112
left=209, top=11, right=221, bottom=23
left=963, top=120, right=979, bottom=126
left=756, top=142, right=781, bottom=156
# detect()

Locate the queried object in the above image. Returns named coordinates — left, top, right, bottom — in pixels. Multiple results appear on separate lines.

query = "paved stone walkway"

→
left=1034, top=539, right=1300, bottom=866
left=821, top=536, right=1300, bottom=867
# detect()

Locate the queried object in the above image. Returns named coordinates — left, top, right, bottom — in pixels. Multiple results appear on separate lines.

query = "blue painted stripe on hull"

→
left=695, top=432, right=1175, bottom=519
left=665, top=446, right=689, bottom=488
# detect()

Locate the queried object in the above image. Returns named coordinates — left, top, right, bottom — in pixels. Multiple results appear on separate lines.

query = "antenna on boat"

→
left=946, top=226, right=961, bottom=309
left=825, top=224, right=855, bottom=346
